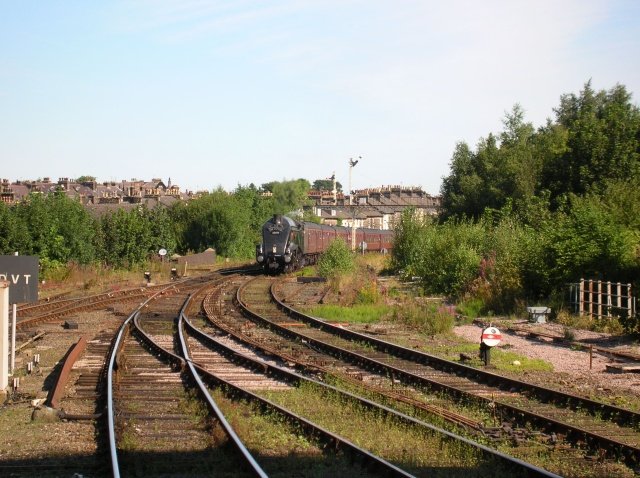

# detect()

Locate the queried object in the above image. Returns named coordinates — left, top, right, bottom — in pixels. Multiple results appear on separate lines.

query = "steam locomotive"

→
left=255, top=214, right=394, bottom=272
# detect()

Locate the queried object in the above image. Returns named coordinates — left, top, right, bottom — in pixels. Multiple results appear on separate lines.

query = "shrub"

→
left=317, top=238, right=355, bottom=279
left=455, top=298, right=486, bottom=321
left=356, top=281, right=380, bottom=305
left=392, top=297, right=456, bottom=335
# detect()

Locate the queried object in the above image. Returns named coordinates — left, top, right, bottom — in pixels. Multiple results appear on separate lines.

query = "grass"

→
left=555, top=307, right=625, bottom=335
left=321, top=372, right=497, bottom=435
left=410, top=336, right=554, bottom=372
left=306, top=303, right=391, bottom=324
left=259, top=381, right=522, bottom=477
left=204, top=381, right=537, bottom=477
left=118, top=420, right=139, bottom=451
left=489, top=349, right=553, bottom=372
left=179, top=389, right=214, bottom=430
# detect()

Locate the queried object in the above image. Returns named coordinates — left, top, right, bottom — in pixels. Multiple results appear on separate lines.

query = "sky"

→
left=1, top=1, right=639, bottom=195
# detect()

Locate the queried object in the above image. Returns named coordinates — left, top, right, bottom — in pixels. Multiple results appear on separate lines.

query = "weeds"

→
left=307, top=303, right=391, bottom=324
left=455, top=298, right=486, bottom=322
left=392, top=297, right=456, bottom=334
left=556, top=308, right=625, bottom=335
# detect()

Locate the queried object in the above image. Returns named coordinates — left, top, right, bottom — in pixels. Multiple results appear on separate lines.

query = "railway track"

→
left=15, top=285, right=164, bottom=331
left=105, top=273, right=414, bottom=476
left=181, top=313, right=417, bottom=477
left=106, top=275, right=268, bottom=477
left=106, top=276, right=419, bottom=477
left=5, top=266, right=637, bottom=476
left=178, top=275, right=560, bottom=476
left=231, top=275, right=640, bottom=476
left=3, top=268, right=264, bottom=477
left=183, top=287, right=556, bottom=477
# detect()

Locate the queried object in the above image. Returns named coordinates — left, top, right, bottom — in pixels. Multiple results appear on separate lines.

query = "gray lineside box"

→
left=526, top=306, right=551, bottom=323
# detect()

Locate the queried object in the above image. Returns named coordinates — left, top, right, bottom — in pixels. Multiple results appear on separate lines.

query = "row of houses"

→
left=308, top=185, right=440, bottom=230
left=0, top=177, right=195, bottom=215
left=1, top=178, right=441, bottom=228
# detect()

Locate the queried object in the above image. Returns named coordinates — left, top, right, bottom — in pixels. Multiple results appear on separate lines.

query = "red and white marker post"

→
left=480, top=326, right=501, bottom=366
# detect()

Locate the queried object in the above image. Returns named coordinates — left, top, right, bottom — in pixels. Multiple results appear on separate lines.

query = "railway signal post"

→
left=480, top=326, right=501, bottom=367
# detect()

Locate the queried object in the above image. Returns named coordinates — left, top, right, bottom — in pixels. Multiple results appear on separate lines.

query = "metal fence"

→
left=566, top=279, right=635, bottom=319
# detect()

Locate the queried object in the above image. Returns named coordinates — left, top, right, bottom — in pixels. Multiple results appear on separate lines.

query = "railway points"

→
left=2, top=269, right=640, bottom=477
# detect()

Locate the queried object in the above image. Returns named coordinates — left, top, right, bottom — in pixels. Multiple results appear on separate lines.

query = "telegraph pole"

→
left=349, top=157, right=360, bottom=250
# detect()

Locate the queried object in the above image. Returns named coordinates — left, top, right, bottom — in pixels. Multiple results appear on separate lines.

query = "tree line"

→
left=0, top=180, right=314, bottom=275
left=392, top=81, right=640, bottom=314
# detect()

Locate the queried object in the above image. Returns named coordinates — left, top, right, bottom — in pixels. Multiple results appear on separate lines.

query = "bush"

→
left=392, top=297, right=456, bottom=335
left=356, top=281, right=380, bottom=305
left=455, top=298, right=486, bottom=321
left=317, top=238, right=355, bottom=278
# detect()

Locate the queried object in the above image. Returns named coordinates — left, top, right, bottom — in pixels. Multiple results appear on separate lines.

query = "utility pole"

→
left=349, top=157, right=360, bottom=250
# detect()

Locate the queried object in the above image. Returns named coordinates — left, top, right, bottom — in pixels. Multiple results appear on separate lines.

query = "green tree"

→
left=271, top=179, right=312, bottom=215
left=260, top=182, right=276, bottom=193
left=390, top=207, right=431, bottom=278
left=148, top=202, right=177, bottom=257
left=599, top=178, right=640, bottom=231
left=498, top=105, right=539, bottom=209
left=234, top=183, right=274, bottom=241
left=312, top=179, right=343, bottom=192
left=12, top=193, right=95, bottom=265
left=96, top=207, right=153, bottom=267
left=391, top=208, right=483, bottom=297
left=440, top=105, right=540, bottom=221
left=0, top=202, right=32, bottom=254
left=439, top=141, right=481, bottom=221
left=170, top=186, right=271, bottom=259
left=542, top=81, right=640, bottom=202
left=542, top=193, right=638, bottom=286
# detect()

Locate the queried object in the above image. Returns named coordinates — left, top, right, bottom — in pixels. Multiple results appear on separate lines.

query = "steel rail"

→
left=17, top=270, right=230, bottom=330
left=201, top=286, right=486, bottom=433
left=177, top=301, right=268, bottom=478
left=120, top=276, right=267, bottom=478
left=182, top=312, right=559, bottom=478
left=270, top=279, right=640, bottom=426
left=238, top=278, right=640, bottom=466
left=17, top=290, right=155, bottom=331
left=47, top=334, right=88, bottom=410
left=17, top=281, right=181, bottom=317
left=106, top=282, right=182, bottom=478
left=180, top=318, right=417, bottom=477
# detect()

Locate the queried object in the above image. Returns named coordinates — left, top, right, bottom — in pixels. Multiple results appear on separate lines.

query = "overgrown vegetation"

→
left=316, top=237, right=355, bottom=284
left=393, top=81, right=640, bottom=319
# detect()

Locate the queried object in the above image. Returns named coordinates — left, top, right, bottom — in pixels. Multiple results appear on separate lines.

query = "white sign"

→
left=158, top=248, right=167, bottom=256
left=481, top=327, right=502, bottom=347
